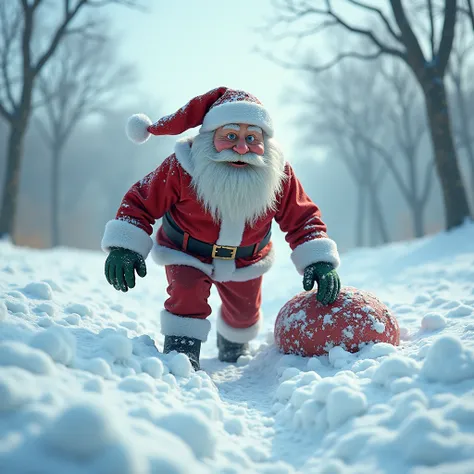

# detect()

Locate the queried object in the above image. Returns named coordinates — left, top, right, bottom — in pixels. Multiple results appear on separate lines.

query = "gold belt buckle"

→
left=212, top=244, right=237, bottom=260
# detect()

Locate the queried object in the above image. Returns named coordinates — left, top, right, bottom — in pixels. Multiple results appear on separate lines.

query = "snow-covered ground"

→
left=1, top=222, right=474, bottom=474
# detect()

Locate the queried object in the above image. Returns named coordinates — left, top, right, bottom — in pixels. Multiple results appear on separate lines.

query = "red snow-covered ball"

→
left=274, top=286, right=399, bottom=357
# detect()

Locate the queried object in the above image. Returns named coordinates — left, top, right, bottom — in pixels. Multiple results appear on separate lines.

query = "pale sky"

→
left=112, top=0, right=302, bottom=154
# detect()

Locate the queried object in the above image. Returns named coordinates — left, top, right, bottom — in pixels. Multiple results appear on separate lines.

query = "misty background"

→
left=1, top=0, right=473, bottom=257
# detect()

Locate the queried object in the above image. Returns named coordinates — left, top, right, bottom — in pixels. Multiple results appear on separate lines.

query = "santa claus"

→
left=102, top=87, right=341, bottom=370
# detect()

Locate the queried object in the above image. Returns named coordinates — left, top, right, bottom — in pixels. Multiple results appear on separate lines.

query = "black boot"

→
left=217, top=333, right=250, bottom=363
left=163, top=335, right=201, bottom=370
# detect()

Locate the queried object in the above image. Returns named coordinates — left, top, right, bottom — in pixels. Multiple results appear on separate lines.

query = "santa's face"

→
left=190, top=125, right=286, bottom=225
left=213, top=124, right=265, bottom=166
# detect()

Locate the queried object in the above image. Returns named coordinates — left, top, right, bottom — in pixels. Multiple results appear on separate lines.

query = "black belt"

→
left=162, top=212, right=271, bottom=260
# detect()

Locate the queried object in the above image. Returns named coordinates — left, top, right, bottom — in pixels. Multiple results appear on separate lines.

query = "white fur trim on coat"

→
left=160, top=310, right=211, bottom=342
left=151, top=244, right=213, bottom=277
left=151, top=242, right=276, bottom=283
left=174, top=137, right=195, bottom=175
left=216, top=309, right=262, bottom=343
left=101, top=219, right=153, bottom=259
left=200, top=101, right=274, bottom=137
left=214, top=247, right=275, bottom=282
left=291, top=238, right=340, bottom=275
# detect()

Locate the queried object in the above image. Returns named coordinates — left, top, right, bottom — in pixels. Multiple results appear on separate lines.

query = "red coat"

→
left=102, top=137, right=340, bottom=282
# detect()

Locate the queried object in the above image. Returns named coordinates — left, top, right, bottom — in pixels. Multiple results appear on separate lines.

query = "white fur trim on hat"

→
left=160, top=310, right=211, bottom=342
left=101, top=219, right=153, bottom=259
left=290, top=238, right=341, bottom=275
left=200, top=101, right=274, bottom=137
left=126, top=113, right=152, bottom=144
left=216, top=309, right=262, bottom=343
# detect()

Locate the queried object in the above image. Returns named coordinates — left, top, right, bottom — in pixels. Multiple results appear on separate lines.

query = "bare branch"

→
left=323, top=2, right=406, bottom=59
left=438, top=0, right=458, bottom=73
left=459, top=0, right=474, bottom=30
left=358, top=133, right=412, bottom=201
left=33, top=0, right=88, bottom=76
left=346, top=0, right=402, bottom=43
left=428, top=0, right=436, bottom=58
left=86, top=0, right=145, bottom=10
left=269, top=19, right=338, bottom=41
left=259, top=47, right=384, bottom=73
left=389, top=0, right=426, bottom=70
left=0, top=101, right=12, bottom=120
left=0, top=2, right=21, bottom=113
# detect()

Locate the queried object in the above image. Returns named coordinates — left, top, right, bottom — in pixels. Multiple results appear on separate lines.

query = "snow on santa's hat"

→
left=126, top=86, right=274, bottom=144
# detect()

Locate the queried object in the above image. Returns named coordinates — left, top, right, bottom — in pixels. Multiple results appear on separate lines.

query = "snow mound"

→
left=371, top=355, right=419, bottom=386
left=0, top=367, right=37, bottom=411
left=141, top=357, right=164, bottom=378
left=421, top=336, right=474, bottom=383
left=30, top=326, right=76, bottom=366
left=155, top=410, right=217, bottom=459
left=0, top=341, right=55, bottom=374
left=274, top=371, right=365, bottom=431
left=118, top=374, right=155, bottom=393
left=65, top=303, right=91, bottom=317
left=102, top=334, right=133, bottom=361
left=421, top=312, right=447, bottom=331
left=45, top=401, right=119, bottom=458
left=83, top=358, right=113, bottom=378
left=0, top=300, right=7, bottom=321
left=326, top=386, right=367, bottom=429
left=168, top=352, right=192, bottom=377
left=395, top=411, right=459, bottom=465
left=23, top=281, right=53, bottom=300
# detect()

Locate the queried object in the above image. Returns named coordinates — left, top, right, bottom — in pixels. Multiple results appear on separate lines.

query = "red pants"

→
left=164, top=265, right=262, bottom=329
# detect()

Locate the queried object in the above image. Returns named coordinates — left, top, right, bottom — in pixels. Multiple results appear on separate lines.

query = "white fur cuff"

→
left=101, top=219, right=153, bottom=259
left=160, top=310, right=211, bottom=342
left=216, top=311, right=262, bottom=343
left=291, top=238, right=340, bottom=275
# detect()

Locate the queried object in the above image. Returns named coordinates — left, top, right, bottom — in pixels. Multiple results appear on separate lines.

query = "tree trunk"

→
left=0, top=122, right=27, bottom=238
left=453, top=78, right=474, bottom=206
left=356, top=186, right=366, bottom=247
left=413, top=200, right=425, bottom=238
left=422, top=77, right=472, bottom=228
left=369, top=187, right=390, bottom=245
left=51, top=143, right=62, bottom=247
left=406, top=150, right=425, bottom=237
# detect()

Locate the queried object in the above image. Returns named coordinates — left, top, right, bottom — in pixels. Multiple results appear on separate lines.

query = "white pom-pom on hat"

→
left=126, top=113, right=153, bottom=144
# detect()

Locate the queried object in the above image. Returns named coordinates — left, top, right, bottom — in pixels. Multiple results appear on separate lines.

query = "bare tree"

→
left=35, top=31, right=134, bottom=247
left=297, top=60, right=391, bottom=246
left=0, top=0, right=141, bottom=242
left=266, top=0, right=472, bottom=230
left=299, top=55, right=435, bottom=240
left=447, top=17, right=474, bottom=204
left=375, top=61, right=434, bottom=237
left=459, top=0, right=474, bottom=29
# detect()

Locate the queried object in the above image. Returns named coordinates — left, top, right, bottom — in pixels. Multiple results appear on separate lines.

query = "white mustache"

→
left=209, top=149, right=267, bottom=168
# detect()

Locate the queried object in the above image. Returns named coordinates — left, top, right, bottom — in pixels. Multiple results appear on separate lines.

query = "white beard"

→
left=190, top=131, right=286, bottom=225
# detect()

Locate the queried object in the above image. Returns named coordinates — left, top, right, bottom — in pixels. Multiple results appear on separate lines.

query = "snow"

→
left=421, top=312, right=447, bottom=331
left=0, top=222, right=474, bottom=473
left=30, top=326, right=76, bottom=365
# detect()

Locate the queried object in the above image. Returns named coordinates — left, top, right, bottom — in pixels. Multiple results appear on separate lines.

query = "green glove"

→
left=105, top=247, right=147, bottom=292
left=303, top=262, right=340, bottom=305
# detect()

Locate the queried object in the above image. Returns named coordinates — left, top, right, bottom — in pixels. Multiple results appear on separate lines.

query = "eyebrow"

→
left=247, top=126, right=263, bottom=134
left=222, top=124, right=240, bottom=131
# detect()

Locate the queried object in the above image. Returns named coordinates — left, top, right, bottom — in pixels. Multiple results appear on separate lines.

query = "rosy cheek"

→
left=249, top=143, right=265, bottom=155
left=214, top=137, right=234, bottom=152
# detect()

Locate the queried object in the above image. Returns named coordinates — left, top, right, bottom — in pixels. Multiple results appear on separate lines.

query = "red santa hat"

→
left=126, top=86, right=274, bottom=144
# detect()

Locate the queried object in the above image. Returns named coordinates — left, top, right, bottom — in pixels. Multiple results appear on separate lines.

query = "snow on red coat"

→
left=101, top=137, right=340, bottom=282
